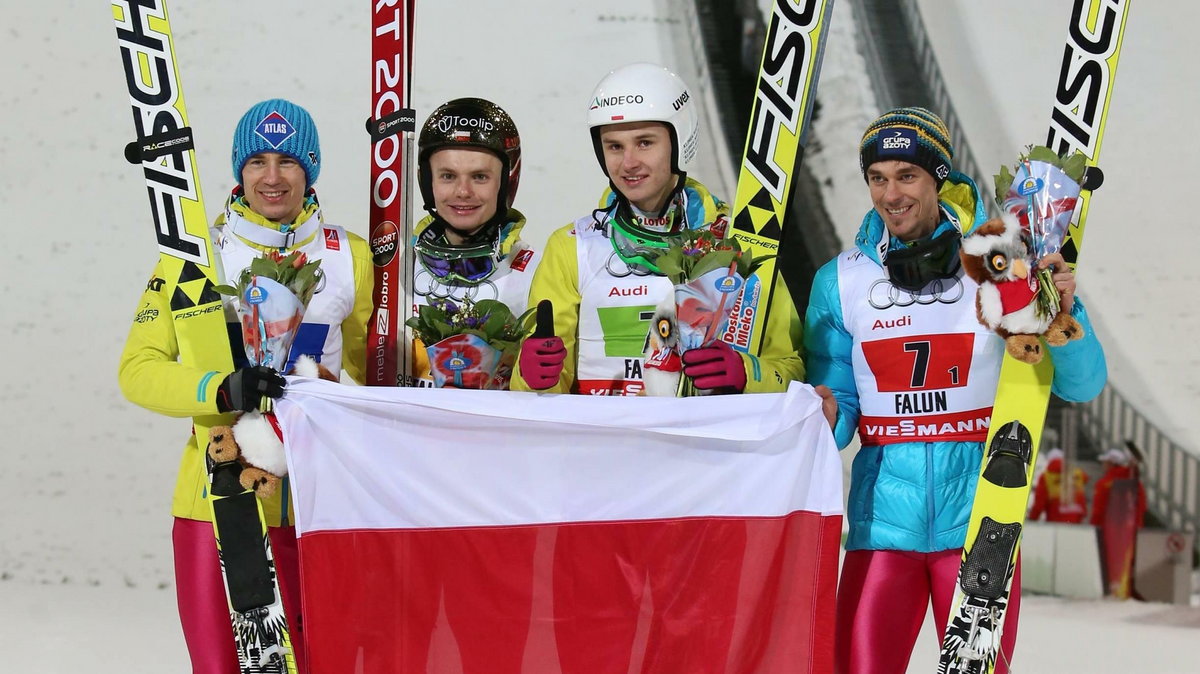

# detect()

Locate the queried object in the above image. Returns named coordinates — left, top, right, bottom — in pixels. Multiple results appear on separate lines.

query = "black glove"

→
left=216, top=366, right=286, bottom=413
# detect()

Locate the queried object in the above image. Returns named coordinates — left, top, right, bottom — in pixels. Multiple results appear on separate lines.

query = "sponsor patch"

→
left=245, top=285, right=269, bottom=305
left=255, top=111, right=296, bottom=149
left=1018, top=177, right=1043, bottom=196
left=436, top=115, right=493, bottom=133
left=879, top=128, right=916, bottom=157
left=709, top=214, right=729, bottom=240
left=714, top=274, right=743, bottom=294
left=510, top=249, right=534, bottom=272
left=371, top=220, right=399, bottom=266
left=135, top=307, right=159, bottom=323
left=590, top=94, right=645, bottom=109
left=324, top=227, right=341, bottom=251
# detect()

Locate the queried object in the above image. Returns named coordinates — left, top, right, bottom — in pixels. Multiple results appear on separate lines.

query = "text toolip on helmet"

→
left=585, top=63, right=699, bottom=179
left=417, top=97, right=522, bottom=215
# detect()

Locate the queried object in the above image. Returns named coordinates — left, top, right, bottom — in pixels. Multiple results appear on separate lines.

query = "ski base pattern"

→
left=938, top=1, right=1130, bottom=672
left=365, top=0, right=417, bottom=387
left=112, top=2, right=295, bottom=672
left=209, top=454, right=297, bottom=673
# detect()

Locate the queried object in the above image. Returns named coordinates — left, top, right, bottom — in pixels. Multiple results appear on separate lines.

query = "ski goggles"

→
left=883, top=228, right=962, bottom=292
left=607, top=214, right=679, bottom=274
left=414, top=235, right=498, bottom=286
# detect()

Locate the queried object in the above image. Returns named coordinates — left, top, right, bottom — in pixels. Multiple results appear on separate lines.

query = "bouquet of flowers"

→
left=213, top=250, right=323, bottom=373
left=992, top=145, right=1088, bottom=319
left=647, top=229, right=772, bottom=396
left=405, top=297, right=535, bottom=389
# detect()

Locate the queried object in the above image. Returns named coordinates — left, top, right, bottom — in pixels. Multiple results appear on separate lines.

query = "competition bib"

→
left=837, top=250, right=1003, bottom=444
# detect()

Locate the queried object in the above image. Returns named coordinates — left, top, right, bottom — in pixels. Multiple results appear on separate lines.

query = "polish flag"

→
left=277, top=380, right=842, bottom=673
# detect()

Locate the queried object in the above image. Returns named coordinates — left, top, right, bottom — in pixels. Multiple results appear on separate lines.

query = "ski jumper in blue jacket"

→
left=804, top=107, right=1106, bottom=674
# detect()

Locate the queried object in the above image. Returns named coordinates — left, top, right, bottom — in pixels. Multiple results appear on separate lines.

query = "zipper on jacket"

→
left=926, top=442, right=936, bottom=551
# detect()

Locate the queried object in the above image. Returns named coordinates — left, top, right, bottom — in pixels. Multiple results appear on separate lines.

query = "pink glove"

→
left=681, top=341, right=747, bottom=393
left=519, top=336, right=566, bottom=390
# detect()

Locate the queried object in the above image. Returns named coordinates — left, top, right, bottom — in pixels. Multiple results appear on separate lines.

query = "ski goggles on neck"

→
left=414, top=235, right=498, bottom=285
left=608, top=214, right=673, bottom=273
left=883, top=228, right=962, bottom=292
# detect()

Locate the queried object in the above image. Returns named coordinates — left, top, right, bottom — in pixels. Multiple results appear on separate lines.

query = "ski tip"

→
left=1081, top=166, right=1105, bottom=191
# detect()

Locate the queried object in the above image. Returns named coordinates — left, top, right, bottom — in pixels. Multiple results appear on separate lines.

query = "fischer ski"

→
left=938, top=2, right=1131, bottom=672
left=112, top=2, right=296, bottom=671
left=729, top=0, right=835, bottom=356
left=208, top=435, right=298, bottom=673
left=365, top=0, right=417, bottom=387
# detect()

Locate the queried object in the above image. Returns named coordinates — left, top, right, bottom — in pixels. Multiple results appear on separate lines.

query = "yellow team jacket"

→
left=512, top=178, right=805, bottom=394
left=118, top=200, right=373, bottom=524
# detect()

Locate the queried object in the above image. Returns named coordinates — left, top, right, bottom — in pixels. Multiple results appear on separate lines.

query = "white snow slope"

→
left=0, top=1, right=1195, bottom=672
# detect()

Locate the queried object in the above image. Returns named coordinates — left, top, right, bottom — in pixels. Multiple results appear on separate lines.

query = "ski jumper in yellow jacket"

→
left=409, top=208, right=540, bottom=387
left=511, top=178, right=804, bottom=394
left=118, top=196, right=373, bottom=526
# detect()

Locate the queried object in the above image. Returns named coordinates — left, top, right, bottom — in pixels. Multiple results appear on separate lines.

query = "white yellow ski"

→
left=112, top=2, right=296, bottom=671
left=938, top=3, right=1130, bottom=672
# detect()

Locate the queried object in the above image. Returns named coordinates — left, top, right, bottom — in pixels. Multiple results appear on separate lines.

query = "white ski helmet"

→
left=586, top=62, right=699, bottom=177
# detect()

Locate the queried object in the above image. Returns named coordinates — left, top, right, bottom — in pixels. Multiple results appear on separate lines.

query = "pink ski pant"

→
left=836, top=548, right=1021, bottom=674
left=172, top=517, right=307, bottom=673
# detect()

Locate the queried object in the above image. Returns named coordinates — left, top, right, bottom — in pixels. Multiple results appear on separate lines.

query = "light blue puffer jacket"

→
left=803, top=172, right=1107, bottom=552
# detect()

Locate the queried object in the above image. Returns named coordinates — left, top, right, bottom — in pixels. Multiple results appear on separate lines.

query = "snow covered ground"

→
left=0, top=0, right=1196, bottom=672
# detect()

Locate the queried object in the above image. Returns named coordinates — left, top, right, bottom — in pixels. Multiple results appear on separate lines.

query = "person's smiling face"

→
left=240, top=152, right=308, bottom=223
left=599, top=121, right=678, bottom=213
left=429, top=147, right=503, bottom=243
left=867, top=159, right=940, bottom=242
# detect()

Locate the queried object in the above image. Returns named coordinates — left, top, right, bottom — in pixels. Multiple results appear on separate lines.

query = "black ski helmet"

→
left=417, top=98, right=522, bottom=217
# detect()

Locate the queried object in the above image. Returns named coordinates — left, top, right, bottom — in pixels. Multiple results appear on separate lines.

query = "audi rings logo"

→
left=868, top=277, right=964, bottom=310
left=436, top=115, right=494, bottom=134
left=413, top=267, right=498, bottom=301
left=605, top=251, right=655, bottom=278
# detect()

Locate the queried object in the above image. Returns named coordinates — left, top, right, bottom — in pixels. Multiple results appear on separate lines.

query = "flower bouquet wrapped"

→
left=992, top=145, right=1087, bottom=319
left=647, top=229, right=771, bottom=396
left=405, top=298, right=535, bottom=389
left=214, top=250, right=323, bottom=373
left=209, top=250, right=325, bottom=495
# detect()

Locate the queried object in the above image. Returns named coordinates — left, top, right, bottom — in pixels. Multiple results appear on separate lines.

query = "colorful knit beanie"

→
left=231, top=99, right=321, bottom=188
left=859, top=106, right=954, bottom=186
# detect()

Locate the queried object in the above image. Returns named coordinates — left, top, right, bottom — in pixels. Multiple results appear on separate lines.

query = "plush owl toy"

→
left=642, top=293, right=683, bottom=396
left=960, top=213, right=1082, bottom=364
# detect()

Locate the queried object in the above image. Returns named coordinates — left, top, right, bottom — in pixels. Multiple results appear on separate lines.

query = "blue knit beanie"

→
left=231, top=99, right=321, bottom=188
left=859, top=106, right=954, bottom=186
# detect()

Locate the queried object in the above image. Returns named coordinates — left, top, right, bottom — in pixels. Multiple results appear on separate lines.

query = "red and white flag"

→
left=277, top=380, right=842, bottom=674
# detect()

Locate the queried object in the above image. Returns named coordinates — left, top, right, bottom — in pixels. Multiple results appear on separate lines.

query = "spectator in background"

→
left=1028, top=448, right=1088, bottom=523
left=1091, top=446, right=1147, bottom=528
